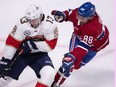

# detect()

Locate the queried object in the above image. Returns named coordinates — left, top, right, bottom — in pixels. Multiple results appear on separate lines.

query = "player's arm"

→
left=51, top=9, right=74, bottom=22
left=69, top=35, right=91, bottom=64
left=33, top=26, right=58, bottom=52
left=91, top=25, right=109, bottom=51
left=17, top=16, right=58, bottom=53
left=3, top=17, right=31, bottom=59
left=62, top=33, right=96, bottom=72
left=19, top=26, right=58, bottom=54
left=0, top=18, right=28, bottom=78
left=4, top=26, right=23, bottom=59
left=1, top=17, right=32, bottom=62
left=29, top=16, right=58, bottom=53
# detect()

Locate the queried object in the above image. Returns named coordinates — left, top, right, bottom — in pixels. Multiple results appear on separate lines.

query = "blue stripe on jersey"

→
left=69, top=34, right=90, bottom=52
left=97, top=31, right=105, bottom=40
left=69, top=34, right=80, bottom=52
left=78, top=41, right=90, bottom=50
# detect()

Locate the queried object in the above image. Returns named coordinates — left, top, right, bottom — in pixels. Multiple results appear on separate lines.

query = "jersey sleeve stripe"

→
left=6, top=34, right=22, bottom=49
left=78, top=41, right=90, bottom=50
left=45, top=38, right=57, bottom=49
left=76, top=45, right=88, bottom=52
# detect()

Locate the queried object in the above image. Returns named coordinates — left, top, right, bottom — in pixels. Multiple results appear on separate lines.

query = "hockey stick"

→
left=10, top=49, right=24, bottom=67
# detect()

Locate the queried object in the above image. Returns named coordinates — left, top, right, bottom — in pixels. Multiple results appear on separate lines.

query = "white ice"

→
left=0, top=0, right=115, bottom=87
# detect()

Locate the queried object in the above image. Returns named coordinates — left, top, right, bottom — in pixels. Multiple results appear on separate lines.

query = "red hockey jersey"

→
left=63, top=8, right=109, bottom=68
left=64, top=8, right=109, bottom=51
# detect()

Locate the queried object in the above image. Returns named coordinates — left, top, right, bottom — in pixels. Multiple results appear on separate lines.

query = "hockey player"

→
left=51, top=2, right=109, bottom=87
left=0, top=4, right=58, bottom=87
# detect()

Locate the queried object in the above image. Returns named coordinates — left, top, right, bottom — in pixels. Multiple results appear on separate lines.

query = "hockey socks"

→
left=51, top=72, right=67, bottom=87
left=35, top=82, right=48, bottom=87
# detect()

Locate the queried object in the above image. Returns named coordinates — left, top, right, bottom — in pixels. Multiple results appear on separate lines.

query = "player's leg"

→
left=0, top=76, right=14, bottom=87
left=74, top=50, right=97, bottom=70
left=9, top=55, right=27, bottom=80
left=35, top=66, right=55, bottom=87
left=30, top=52, right=55, bottom=87
left=80, top=50, right=97, bottom=67
left=51, top=67, right=68, bottom=87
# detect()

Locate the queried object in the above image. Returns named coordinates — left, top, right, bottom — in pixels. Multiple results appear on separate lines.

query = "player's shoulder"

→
left=43, top=14, right=56, bottom=25
left=14, top=17, right=31, bottom=35
left=67, top=8, right=78, bottom=20
left=16, top=17, right=28, bottom=27
left=15, top=17, right=31, bottom=33
left=42, top=14, right=57, bottom=31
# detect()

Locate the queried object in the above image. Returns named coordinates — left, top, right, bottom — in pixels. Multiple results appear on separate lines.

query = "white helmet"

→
left=25, top=4, right=43, bottom=20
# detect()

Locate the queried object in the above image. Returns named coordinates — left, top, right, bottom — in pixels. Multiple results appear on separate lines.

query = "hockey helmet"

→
left=78, top=2, right=96, bottom=17
left=25, top=4, right=43, bottom=20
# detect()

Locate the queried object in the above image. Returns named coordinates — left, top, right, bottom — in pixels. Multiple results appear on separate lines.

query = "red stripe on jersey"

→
left=45, top=38, right=57, bottom=49
left=6, top=34, right=22, bottom=49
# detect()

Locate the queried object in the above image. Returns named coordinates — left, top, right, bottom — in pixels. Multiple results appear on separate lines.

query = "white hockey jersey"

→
left=3, top=15, right=58, bottom=60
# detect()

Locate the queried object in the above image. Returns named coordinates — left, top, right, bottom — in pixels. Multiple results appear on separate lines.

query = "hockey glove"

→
left=62, top=53, right=76, bottom=77
left=20, top=39, right=38, bottom=54
left=25, top=35, right=45, bottom=42
left=51, top=53, right=76, bottom=86
left=51, top=10, right=65, bottom=22
left=0, top=57, right=12, bottom=78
